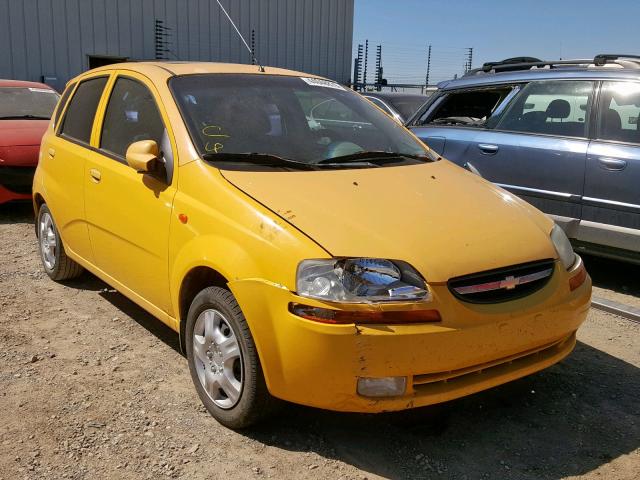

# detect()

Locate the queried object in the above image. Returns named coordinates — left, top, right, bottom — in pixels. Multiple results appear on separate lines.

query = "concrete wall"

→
left=0, top=0, right=354, bottom=91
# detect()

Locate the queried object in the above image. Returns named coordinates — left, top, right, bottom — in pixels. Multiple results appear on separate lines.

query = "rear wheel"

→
left=185, top=287, right=275, bottom=429
left=37, top=204, right=84, bottom=281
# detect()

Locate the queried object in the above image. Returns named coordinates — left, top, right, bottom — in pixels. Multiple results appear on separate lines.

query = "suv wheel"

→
left=186, top=287, right=275, bottom=429
left=37, top=204, right=84, bottom=281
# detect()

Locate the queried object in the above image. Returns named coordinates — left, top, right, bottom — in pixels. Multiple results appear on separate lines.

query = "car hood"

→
left=221, top=160, right=557, bottom=283
left=0, top=119, right=49, bottom=147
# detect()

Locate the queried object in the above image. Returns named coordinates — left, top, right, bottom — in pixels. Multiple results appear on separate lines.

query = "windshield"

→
left=0, top=87, right=59, bottom=119
left=170, top=74, right=433, bottom=167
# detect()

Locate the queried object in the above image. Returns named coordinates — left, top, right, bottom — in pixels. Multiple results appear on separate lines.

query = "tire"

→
left=185, top=286, right=275, bottom=429
left=37, top=203, right=84, bottom=281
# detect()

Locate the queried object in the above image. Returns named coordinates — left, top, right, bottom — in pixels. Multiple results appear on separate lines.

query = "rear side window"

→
left=53, top=82, right=75, bottom=129
left=100, top=77, right=165, bottom=158
left=497, top=80, right=594, bottom=138
left=416, top=86, right=514, bottom=127
left=597, top=81, right=640, bottom=144
left=60, top=77, right=108, bottom=144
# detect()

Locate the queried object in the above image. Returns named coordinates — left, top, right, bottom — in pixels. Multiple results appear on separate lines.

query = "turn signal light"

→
left=288, top=302, right=441, bottom=324
left=569, top=264, right=588, bottom=291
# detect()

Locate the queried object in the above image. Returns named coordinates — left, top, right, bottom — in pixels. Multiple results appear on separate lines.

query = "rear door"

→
left=44, top=76, right=109, bottom=263
left=582, top=80, right=640, bottom=253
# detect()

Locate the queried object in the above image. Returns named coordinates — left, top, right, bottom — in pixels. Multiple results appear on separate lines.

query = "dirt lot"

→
left=1, top=202, right=638, bottom=480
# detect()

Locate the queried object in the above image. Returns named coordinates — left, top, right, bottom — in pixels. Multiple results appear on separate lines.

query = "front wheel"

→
left=185, top=287, right=275, bottom=429
left=37, top=204, right=84, bottom=281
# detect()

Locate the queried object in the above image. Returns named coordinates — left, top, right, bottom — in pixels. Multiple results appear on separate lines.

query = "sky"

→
left=353, top=0, right=640, bottom=86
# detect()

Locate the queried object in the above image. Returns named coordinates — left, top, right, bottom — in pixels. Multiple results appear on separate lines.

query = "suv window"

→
left=497, top=80, right=594, bottom=138
left=60, top=77, right=108, bottom=144
left=417, top=86, right=515, bottom=127
left=598, top=81, right=640, bottom=144
left=100, top=77, right=165, bottom=158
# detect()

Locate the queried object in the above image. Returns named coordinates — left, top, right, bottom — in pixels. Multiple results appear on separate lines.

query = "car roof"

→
left=0, top=79, right=56, bottom=89
left=438, top=67, right=640, bottom=90
left=74, top=61, right=324, bottom=83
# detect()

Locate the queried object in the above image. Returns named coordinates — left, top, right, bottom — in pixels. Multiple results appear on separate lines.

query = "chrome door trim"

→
left=582, top=196, right=640, bottom=211
left=496, top=183, right=581, bottom=201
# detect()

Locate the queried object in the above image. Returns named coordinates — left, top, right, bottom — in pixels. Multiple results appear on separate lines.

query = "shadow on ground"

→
left=0, top=201, right=34, bottom=224
left=583, top=254, right=640, bottom=299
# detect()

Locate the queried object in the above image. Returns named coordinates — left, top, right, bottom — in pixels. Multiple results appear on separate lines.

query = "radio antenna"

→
left=215, top=0, right=265, bottom=72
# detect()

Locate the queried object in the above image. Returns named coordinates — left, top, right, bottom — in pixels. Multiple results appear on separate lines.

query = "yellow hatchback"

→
left=33, top=62, right=591, bottom=428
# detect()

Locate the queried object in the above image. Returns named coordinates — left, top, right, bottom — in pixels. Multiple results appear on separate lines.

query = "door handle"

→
left=597, top=157, right=627, bottom=171
left=47, top=148, right=55, bottom=158
left=478, top=143, right=499, bottom=155
left=89, top=168, right=102, bottom=183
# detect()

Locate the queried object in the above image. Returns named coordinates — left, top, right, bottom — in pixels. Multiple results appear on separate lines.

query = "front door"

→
left=582, top=80, right=640, bottom=252
left=84, top=73, right=177, bottom=314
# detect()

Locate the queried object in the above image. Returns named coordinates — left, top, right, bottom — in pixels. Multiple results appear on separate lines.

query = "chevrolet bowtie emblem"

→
left=501, top=275, right=519, bottom=290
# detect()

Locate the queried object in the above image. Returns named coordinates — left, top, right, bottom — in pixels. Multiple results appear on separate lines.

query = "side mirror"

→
left=125, top=140, right=160, bottom=173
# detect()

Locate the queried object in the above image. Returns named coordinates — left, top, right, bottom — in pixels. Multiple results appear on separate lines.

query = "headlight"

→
left=550, top=225, right=576, bottom=270
left=296, top=258, right=429, bottom=303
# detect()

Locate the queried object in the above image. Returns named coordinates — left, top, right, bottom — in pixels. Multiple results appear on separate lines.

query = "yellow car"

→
left=33, top=62, right=591, bottom=428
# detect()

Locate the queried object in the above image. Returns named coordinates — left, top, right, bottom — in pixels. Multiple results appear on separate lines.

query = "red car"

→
left=0, top=80, right=59, bottom=204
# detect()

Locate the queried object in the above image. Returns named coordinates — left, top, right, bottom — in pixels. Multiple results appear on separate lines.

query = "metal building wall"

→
left=0, top=0, right=354, bottom=91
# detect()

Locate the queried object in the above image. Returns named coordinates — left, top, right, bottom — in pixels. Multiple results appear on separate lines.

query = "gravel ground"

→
left=1, top=202, right=639, bottom=480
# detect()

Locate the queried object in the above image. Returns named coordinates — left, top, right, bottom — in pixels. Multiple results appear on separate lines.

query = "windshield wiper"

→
left=0, top=115, right=51, bottom=120
left=201, top=152, right=319, bottom=170
left=317, top=150, right=432, bottom=165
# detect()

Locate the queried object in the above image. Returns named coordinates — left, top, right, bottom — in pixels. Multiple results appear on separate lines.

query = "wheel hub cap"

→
left=193, top=309, right=243, bottom=409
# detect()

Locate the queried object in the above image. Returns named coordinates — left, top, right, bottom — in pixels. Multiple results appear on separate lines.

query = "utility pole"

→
left=353, top=43, right=363, bottom=91
left=466, top=47, right=474, bottom=73
left=375, top=44, right=382, bottom=91
left=363, top=40, right=369, bottom=88
left=250, top=29, right=256, bottom=65
left=154, top=19, right=172, bottom=60
left=425, top=44, right=432, bottom=86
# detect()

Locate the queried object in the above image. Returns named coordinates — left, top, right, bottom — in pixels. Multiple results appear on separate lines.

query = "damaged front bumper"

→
left=228, top=262, right=591, bottom=413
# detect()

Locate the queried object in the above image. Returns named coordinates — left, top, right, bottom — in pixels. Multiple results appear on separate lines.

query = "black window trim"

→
left=592, top=79, right=640, bottom=147
left=56, top=75, right=110, bottom=148
left=492, top=78, right=598, bottom=141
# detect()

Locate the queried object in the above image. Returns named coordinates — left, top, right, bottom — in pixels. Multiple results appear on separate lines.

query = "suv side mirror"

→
left=126, top=140, right=160, bottom=173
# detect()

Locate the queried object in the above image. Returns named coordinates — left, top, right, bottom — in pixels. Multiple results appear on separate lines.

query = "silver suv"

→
left=408, top=54, right=640, bottom=265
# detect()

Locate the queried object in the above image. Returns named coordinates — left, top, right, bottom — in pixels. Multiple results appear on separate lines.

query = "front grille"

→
left=448, top=259, right=555, bottom=304
left=0, top=166, right=35, bottom=194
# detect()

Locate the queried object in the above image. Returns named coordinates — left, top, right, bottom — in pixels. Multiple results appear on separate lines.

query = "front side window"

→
left=497, top=80, right=594, bottom=138
left=170, top=74, right=430, bottom=168
left=100, top=77, right=166, bottom=158
left=417, top=86, right=515, bottom=127
left=60, top=77, right=108, bottom=144
left=0, top=86, right=60, bottom=120
left=597, top=81, right=640, bottom=144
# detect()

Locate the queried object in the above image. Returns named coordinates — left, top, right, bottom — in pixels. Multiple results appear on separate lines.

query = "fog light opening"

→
left=357, top=376, right=407, bottom=398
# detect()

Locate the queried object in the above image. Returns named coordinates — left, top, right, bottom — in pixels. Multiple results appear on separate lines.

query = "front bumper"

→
left=229, top=258, right=591, bottom=413
left=0, top=166, right=35, bottom=203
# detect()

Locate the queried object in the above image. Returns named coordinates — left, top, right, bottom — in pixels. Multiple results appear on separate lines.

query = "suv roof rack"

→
left=465, top=54, right=640, bottom=77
